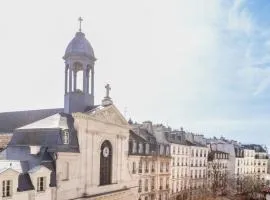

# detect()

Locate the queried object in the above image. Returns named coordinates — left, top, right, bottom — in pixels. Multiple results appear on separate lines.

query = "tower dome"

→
left=63, top=32, right=96, bottom=61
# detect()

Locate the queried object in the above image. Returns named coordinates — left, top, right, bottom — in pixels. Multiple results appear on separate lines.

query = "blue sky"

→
left=0, top=0, right=269, bottom=148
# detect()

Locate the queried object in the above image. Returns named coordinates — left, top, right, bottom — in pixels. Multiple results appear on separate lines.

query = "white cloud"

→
left=227, top=0, right=253, bottom=35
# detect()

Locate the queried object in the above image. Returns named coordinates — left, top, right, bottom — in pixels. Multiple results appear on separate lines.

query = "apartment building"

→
left=128, top=122, right=171, bottom=200
left=189, top=143, right=208, bottom=200
left=242, top=145, right=268, bottom=180
left=165, top=130, right=191, bottom=200
left=152, top=126, right=208, bottom=200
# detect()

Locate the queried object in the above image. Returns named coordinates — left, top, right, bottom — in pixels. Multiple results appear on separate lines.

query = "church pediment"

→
left=90, top=105, right=129, bottom=127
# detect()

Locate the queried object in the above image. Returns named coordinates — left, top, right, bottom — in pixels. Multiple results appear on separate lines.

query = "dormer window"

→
left=160, top=145, right=164, bottom=155
left=62, top=129, right=70, bottom=144
left=132, top=142, right=137, bottom=153
left=145, top=143, right=150, bottom=154
left=139, top=143, right=143, bottom=154
left=166, top=146, right=170, bottom=155
left=2, top=180, right=12, bottom=197
left=37, top=177, right=46, bottom=192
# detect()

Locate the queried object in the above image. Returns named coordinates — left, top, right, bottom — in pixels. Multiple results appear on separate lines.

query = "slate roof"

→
left=18, top=173, right=34, bottom=191
left=242, top=144, right=267, bottom=153
left=0, top=108, right=63, bottom=133
left=9, top=113, right=79, bottom=153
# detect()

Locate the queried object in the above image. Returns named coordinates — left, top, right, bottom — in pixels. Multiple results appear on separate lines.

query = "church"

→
left=0, top=19, right=138, bottom=200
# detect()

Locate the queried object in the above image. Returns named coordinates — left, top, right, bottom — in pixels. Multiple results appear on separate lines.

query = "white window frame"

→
left=62, top=129, right=70, bottom=144
left=2, top=180, right=12, bottom=197
left=37, top=177, right=46, bottom=192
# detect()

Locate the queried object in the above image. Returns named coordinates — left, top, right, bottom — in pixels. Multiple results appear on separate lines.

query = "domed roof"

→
left=63, top=32, right=96, bottom=60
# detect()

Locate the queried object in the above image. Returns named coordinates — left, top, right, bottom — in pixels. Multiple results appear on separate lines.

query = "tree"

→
left=236, top=175, right=265, bottom=200
left=207, top=160, right=229, bottom=198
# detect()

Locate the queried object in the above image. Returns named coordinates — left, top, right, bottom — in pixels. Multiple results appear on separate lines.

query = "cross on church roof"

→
left=78, top=17, right=83, bottom=32
left=105, top=84, right=111, bottom=98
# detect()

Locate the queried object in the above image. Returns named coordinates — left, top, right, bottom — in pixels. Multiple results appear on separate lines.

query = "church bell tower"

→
left=63, top=17, right=96, bottom=113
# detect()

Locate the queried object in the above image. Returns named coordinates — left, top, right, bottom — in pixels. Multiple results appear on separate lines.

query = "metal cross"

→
left=78, top=17, right=83, bottom=32
left=105, top=84, right=111, bottom=97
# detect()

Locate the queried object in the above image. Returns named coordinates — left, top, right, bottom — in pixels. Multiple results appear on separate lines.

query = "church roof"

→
left=0, top=108, right=63, bottom=133
left=64, top=32, right=96, bottom=60
left=18, top=173, right=34, bottom=191
left=9, top=113, right=79, bottom=153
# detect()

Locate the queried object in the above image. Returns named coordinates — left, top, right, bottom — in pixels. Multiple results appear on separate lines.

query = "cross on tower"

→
left=78, top=17, right=83, bottom=32
left=105, top=84, right=111, bottom=98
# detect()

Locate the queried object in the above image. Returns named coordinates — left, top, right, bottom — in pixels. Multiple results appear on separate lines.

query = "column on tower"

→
left=91, top=66, right=94, bottom=95
left=73, top=69, right=77, bottom=92
left=69, top=67, right=73, bottom=92
left=83, top=64, right=88, bottom=94
left=86, top=65, right=90, bottom=93
left=65, top=64, right=68, bottom=94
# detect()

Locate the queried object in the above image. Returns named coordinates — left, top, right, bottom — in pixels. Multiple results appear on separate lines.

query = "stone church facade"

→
left=0, top=23, right=138, bottom=200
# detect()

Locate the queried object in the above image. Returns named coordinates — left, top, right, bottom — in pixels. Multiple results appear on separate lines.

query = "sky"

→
left=0, top=0, right=270, bottom=147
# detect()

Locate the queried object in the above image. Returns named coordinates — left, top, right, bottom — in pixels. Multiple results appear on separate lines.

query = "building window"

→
left=138, top=180, right=142, bottom=192
left=160, top=177, right=163, bottom=190
left=145, top=143, right=150, bottom=154
left=145, top=179, right=148, bottom=191
left=160, top=162, right=163, bottom=172
left=2, top=180, right=12, bottom=197
left=152, top=161, right=155, bottom=173
left=166, top=162, right=169, bottom=172
left=145, top=161, right=149, bottom=173
left=132, top=142, right=137, bottom=153
left=160, top=145, right=164, bottom=155
left=139, top=143, right=143, bottom=154
left=139, top=161, right=142, bottom=173
left=132, top=162, right=136, bottom=174
left=62, top=129, right=70, bottom=144
left=166, top=146, right=170, bottom=155
left=37, top=177, right=46, bottom=192
left=151, top=177, right=155, bottom=190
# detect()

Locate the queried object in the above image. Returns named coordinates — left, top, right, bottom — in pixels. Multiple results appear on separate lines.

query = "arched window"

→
left=100, top=140, right=112, bottom=185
